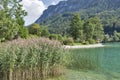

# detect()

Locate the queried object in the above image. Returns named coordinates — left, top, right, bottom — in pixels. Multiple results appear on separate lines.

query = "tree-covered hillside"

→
left=35, top=0, right=120, bottom=36
left=36, top=0, right=120, bottom=22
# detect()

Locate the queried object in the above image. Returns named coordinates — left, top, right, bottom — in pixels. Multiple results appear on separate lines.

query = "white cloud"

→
left=51, top=2, right=56, bottom=5
left=42, top=0, right=64, bottom=7
left=21, top=0, right=64, bottom=26
left=21, top=0, right=46, bottom=26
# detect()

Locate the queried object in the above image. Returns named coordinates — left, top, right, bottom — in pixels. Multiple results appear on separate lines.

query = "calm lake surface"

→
left=69, top=42, right=120, bottom=76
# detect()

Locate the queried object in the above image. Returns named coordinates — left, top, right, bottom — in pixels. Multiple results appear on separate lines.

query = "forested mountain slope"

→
left=36, top=0, right=120, bottom=35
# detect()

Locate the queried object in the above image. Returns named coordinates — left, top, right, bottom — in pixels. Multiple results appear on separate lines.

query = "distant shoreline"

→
left=64, top=43, right=104, bottom=49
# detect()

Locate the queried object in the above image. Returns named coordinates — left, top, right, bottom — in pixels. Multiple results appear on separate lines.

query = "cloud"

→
left=42, top=0, right=63, bottom=7
left=21, top=0, right=64, bottom=26
left=21, top=0, right=46, bottom=26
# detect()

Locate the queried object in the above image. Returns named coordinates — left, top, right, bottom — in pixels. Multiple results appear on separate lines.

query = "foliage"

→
left=84, top=17, right=104, bottom=42
left=40, top=13, right=105, bottom=44
left=41, top=27, right=50, bottom=37
left=113, top=31, right=120, bottom=42
left=68, top=14, right=104, bottom=44
left=0, top=38, right=67, bottom=80
left=103, top=31, right=120, bottom=42
left=40, top=13, right=72, bottom=36
left=28, top=23, right=50, bottom=38
left=37, top=0, right=120, bottom=24
left=0, top=0, right=27, bottom=41
left=83, top=20, right=95, bottom=41
left=103, top=34, right=111, bottom=42
left=38, top=3, right=120, bottom=43
left=49, top=34, right=58, bottom=40
left=18, top=26, right=28, bottom=38
left=0, top=11, right=19, bottom=41
left=28, top=23, right=42, bottom=36
left=57, top=34, right=64, bottom=42
left=63, top=37, right=74, bottom=45
left=88, top=39, right=96, bottom=44
left=69, top=14, right=83, bottom=40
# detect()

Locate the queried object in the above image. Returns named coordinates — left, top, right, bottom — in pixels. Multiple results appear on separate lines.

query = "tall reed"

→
left=67, top=48, right=102, bottom=70
left=0, top=38, right=66, bottom=80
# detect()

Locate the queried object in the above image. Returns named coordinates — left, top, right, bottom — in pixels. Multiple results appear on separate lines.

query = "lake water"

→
left=67, top=43, right=120, bottom=80
left=101, top=43, right=120, bottom=73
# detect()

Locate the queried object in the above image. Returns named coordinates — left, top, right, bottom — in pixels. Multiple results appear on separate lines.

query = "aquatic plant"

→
left=0, top=38, right=66, bottom=80
left=67, top=48, right=102, bottom=70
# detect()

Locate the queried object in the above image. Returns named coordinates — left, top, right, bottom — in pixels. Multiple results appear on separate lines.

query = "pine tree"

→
left=69, top=13, right=83, bottom=40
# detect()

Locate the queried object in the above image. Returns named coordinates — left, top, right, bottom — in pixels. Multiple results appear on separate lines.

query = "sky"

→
left=21, top=0, right=63, bottom=26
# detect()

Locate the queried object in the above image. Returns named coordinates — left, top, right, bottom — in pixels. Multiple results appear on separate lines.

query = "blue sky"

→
left=21, top=0, right=64, bottom=26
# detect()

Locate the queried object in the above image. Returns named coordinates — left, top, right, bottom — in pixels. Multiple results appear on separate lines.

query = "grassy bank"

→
left=0, top=38, right=67, bottom=80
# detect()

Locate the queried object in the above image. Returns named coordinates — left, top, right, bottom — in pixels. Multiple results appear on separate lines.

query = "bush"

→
left=74, top=38, right=80, bottom=43
left=103, top=34, right=111, bottom=42
left=41, top=28, right=50, bottom=37
left=49, top=34, right=58, bottom=40
left=57, top=34, right=64, bottom=43
left=0, top=18, right=19, bottom=41
left=28, top=23, right=41, bottom=36
left=88, top=39, right=96, bottom=44
left=28, top=24, right=50, bottom=38
left=63, top=37, right=74, bottom=45
left=82, top=41, right=89, bottom=45
left=19, top=27, right=29, bottom=38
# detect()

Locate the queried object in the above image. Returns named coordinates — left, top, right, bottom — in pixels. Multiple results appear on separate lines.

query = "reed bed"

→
left=0, top=38, right=66, bottom=80
left=67, top=48, right=102, bottom=70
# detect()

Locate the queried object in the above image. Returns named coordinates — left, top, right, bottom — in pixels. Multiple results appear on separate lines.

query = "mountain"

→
left=35, top=0, right=120, bottom=35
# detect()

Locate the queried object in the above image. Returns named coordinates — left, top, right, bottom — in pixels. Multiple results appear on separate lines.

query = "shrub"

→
left=74, top=38, right=80, bottom=43
left=88, top=39, right=96, bottom=44
left=41, top=28, right=50, bottom=37
left=57, top=34, right=64, bottom=43
left=18, top=27, right=29, bottom=38
left=63, top=37, right=74, bottom=45
left=0, top=18, right=19, bottom=41
left=49, top=34, right=58, bottom=40
left=103, top=34, right=111, bottom=42
left=28, top=23, right=42, bottom=36
left=82, top=41, right=89, bottom=45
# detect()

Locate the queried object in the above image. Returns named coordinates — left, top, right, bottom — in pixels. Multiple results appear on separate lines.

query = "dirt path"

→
left=64, top=43, right=104, bottom=49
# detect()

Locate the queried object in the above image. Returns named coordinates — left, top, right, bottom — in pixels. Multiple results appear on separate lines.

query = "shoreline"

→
left=64, top=43, right=105, bottom=49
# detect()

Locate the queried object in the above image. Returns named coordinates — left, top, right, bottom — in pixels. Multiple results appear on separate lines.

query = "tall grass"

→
left=0, top=38, right=66, bottom=80
left=67, top=48, right=102, bottom=71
